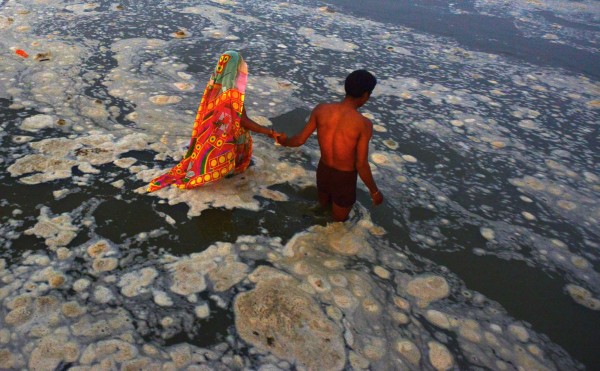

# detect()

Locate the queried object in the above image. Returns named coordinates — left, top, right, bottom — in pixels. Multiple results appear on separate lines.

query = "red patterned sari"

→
left=148, top=51, right=252, bottom=192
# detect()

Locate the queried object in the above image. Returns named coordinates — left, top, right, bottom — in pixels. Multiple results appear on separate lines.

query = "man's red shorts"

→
left=316, top=160, right=358, bottom=208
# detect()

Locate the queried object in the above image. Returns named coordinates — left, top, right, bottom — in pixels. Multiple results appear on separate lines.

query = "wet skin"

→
left=280, top=92, right=384, bottom=221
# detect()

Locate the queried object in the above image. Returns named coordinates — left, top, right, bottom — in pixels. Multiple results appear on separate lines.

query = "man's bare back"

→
left=279, top=70, right=383, bottom=221
left=313, top=102, right=372, bottom=172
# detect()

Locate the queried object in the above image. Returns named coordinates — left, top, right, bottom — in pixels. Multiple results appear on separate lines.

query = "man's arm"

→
left=279, top=105, right=319, bottom=147
left=356, top=121, right=384, bottom=205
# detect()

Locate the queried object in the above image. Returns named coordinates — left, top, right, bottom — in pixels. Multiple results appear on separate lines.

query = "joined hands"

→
left=270, top=131, right=286, bottom=146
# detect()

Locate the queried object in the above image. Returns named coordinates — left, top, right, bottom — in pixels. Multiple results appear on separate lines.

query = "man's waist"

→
left=318, top=159, right=357, bottom=174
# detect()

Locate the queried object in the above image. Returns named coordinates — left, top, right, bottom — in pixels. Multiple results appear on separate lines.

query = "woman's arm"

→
left=240, top=108, right=280, bottom=139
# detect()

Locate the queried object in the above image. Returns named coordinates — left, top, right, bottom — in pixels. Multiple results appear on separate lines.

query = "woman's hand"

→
left=268, top=129, right=286, bottom=145
left=274, top=132, right=286, bottom=145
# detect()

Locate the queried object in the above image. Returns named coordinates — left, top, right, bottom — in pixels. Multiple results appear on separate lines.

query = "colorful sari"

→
left=148, top=51, right=252, bottom=192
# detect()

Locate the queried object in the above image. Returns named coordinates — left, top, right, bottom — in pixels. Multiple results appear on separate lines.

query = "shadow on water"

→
left=270, top=107, right=310, bottom=137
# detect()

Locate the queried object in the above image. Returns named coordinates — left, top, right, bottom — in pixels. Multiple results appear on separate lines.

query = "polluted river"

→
left=0, top=0, right=599, bottom=369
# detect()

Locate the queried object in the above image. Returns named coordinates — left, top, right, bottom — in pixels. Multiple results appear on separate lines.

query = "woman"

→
left=148, top=51, right=281, bottom=192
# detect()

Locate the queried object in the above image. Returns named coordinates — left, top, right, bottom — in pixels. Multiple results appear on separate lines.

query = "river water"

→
left=0, top=0, right=598, bottom=369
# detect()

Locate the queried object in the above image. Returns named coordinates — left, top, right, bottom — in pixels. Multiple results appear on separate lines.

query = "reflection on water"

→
left=0, top=0, right=598, bottom=369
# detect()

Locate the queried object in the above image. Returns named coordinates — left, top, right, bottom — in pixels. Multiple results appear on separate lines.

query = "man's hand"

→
left=275, top=133, right=287, bottom=146
left=370, top=189, right=383, bottom=206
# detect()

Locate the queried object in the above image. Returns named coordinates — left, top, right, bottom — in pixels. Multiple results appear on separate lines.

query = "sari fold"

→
left=148, top=51, right=252, bottom=192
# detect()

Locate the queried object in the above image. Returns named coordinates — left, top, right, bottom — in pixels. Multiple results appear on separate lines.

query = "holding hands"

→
left=274, top=132, right=286, bottom=146
left=267, top=129, right=286, bottom=145
left=267, top=129, right=280, bottom=138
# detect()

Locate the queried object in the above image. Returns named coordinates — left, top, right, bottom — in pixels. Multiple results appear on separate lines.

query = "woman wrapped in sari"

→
left=148, top=51, right=282, bottom=192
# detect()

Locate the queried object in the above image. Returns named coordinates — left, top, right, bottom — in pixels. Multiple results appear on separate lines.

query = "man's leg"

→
left=332, top=202, right=352, bottom=222
left=318, top=190, right=331, bottom=207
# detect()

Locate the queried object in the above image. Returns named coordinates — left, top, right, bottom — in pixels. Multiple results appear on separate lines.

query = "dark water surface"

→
left=321, top=0, right=600, bottom=366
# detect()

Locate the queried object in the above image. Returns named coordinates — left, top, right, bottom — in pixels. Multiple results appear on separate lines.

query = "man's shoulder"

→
left=314, top=102, right=336, bottom=112
left=360, top=115, right=373, bottom=127
left=351, top=111, right=372, bottom=127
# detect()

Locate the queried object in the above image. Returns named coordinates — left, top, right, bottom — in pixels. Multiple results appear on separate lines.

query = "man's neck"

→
left=341, top=96, right=363, bottom=109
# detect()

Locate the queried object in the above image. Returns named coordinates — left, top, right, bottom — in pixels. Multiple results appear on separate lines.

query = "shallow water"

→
left=1, top=0, right=599, bottom=369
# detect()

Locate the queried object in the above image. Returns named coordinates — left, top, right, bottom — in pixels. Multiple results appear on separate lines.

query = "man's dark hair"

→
left=344, top=70, right=377, bottom=98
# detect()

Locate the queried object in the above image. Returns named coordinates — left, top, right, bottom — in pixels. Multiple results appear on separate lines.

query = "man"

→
left=279, top=70, right=384, bottom=221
